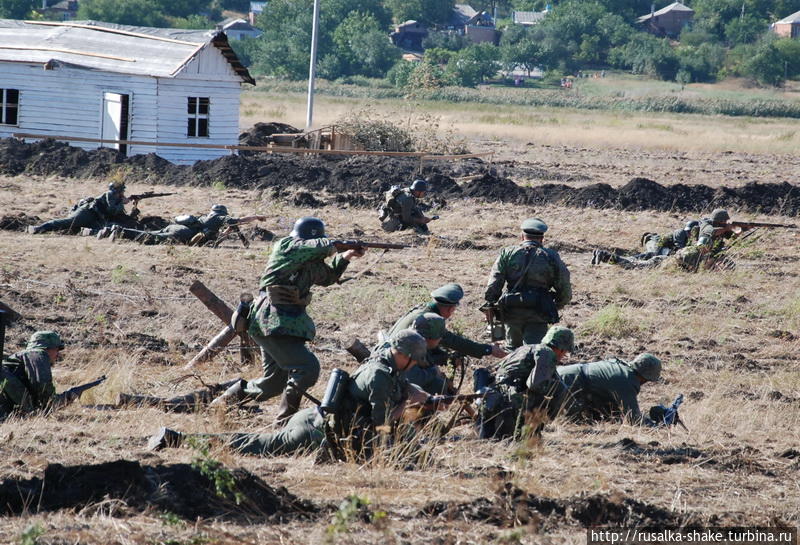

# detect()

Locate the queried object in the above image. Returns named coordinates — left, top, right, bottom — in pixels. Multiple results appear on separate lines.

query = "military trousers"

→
left=244, top=332, right=320, bottom=400
left=117, top=225, right=194, bottom=245
left=405, top=365, right=449, bottom=395
left=503, top=319, right=548, bottom=350
left=35, top=208, right=102, bottom=234
left=222, top=407, right=325, bottom=456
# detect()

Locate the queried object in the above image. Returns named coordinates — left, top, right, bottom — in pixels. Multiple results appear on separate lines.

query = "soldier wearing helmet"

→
left=484, top=218, right=572, bottom=348
left=0, top=331, right=73, bottom=419
left=475, top=325, right=574, bottom=440
left=592, top=219, right=700, bottom=269
left=211, top=216, right=365, bottom=424
left=555, top=353, right=662, bottom=425
left=674, top=208, right=739, bottom=271
left=29, top=181, right=134, bottom=235
left=99, top=204, right=268, bottom=245
left=378, top=178, right=437, bottom=234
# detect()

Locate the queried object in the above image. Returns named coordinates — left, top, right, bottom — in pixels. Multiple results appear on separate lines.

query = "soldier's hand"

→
left=342, top=247, right=366, bottom=261
left=490, top=344, right=508, bottom=359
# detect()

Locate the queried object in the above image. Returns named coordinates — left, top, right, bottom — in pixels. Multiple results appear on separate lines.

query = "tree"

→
left=743, top=40, right=785, bottom=85
left=445, top=43, right=500, bottom=86
left=724, top=14, right=768, bottom=46
left=773, top=37, right=800, bottom=78
left=327, top=11, right=401, bottom=78
left=0, top=0, right=35, bottom=19
left=77, top=0, right=168, bottom=27
left=676, top=42, right=726, bottom=82
left=499, top=25, right=543, bottom=74
left=609, top=33, right=679, bottom=80
left=384, top=0, right=454, bottom=25
left=422, top=31, right=469, bottom=51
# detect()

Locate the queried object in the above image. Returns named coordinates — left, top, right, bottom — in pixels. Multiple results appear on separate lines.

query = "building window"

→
left=1, top=89, right=19, bottom=125
left=187, top=97, right=209, bottom=137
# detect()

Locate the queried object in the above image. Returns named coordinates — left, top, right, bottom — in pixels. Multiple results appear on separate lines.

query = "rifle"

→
left=478, top=303, right=505, bottom=342
left=54, top=375, right=107, bottom=407
left=332, top=240, right=410, bottom=251
left=649, top=394, right=688, bottom=430
left=128, top=192, right=175, bottom=203
left=0, top=309, right=6, bottom=362
left=213, top=224, right=250, bottom=248
left=728, top=221, right=797, bottom=230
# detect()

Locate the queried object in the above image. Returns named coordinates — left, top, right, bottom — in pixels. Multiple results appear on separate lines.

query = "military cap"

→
left=410, top=179, right=428, bottom=192
left=27, top=331, right=65, bottom=351
left=541, top=325, right=574, bottom=352
left=431, top=283, right=464, bottom=306
left=710, top=209, right=730, bottom=224
left=210, top=204, right=228, bottom=216
left=290, top=217, right=326, bottom=240
left=521, top=218, right=548, bottom=235
left=411, top=312, right=446, bottom=340
left=391, top=329, right=428, bottom=362
left=629, top=353, right=662, bottom=382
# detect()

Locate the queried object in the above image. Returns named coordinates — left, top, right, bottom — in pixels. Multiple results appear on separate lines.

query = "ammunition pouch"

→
left=496, top=287, right=559, bottom=322
left=266, top=285, right=312, bottom=306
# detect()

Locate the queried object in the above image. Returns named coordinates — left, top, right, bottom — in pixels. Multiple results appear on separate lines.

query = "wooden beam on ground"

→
left=189, top=279, right=234, bottom=324
left=183, top=326, right=238, bottom=370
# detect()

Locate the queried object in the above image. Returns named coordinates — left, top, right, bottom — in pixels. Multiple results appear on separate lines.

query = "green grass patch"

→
left=580, top=305, right=640, bottom=339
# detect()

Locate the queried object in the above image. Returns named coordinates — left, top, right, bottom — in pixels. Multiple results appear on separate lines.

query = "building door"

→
left=101, top=92, right=130, bottom=155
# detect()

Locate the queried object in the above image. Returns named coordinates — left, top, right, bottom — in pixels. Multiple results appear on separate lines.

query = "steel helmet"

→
left=629, top=353, right=662, bottom=382
left=210, top=204, right=228, bottom=216
left=410, top=179, right=428, bottom=192
left=290, top=217, right=326, bottom=239
left=684, top=220, right=699, bottom=231
left=710, top=209, right=730, bottom=224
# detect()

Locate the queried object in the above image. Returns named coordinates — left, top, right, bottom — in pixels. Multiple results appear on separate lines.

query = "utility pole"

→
left=306, top=0, right=321, bottom=130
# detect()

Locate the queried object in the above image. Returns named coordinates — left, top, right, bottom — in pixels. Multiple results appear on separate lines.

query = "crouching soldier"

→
left=0, top=331, right=76, bottom=419
left=555, top=353, right=662, bottom=425
left=29, top=182, right=133, bottom=235
left=475, top=326, right=573, bottom=440
left=378, top=179, right=436, bottom=234
left=148, top=330, right=431, bottom=459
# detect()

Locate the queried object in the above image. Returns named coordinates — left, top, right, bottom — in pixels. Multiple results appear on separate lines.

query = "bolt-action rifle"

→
left=53, top=375, right=107, bottom=408
left=128, top=192, right=175, bottom=203
left=332, top=240, right=410, bottom=251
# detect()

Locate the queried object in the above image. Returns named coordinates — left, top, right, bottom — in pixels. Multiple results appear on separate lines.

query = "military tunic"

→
left=34, top=190, right=127, bottom=234
left=245, top=236, right=349, bottom=399
left=674, top=219, right=733, bottom=271
left=114, top=212, right=237, bottom=245
left=0, top=349, right=56, bottom=419
left=485, top=241, right=572, bottom=348
left=556, top=359, right=646, bottom=424
left=381, top=188, right=429, bottom=234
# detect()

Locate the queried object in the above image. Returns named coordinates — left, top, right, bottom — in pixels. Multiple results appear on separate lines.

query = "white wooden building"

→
left=0, top=19, right=255, bottom=164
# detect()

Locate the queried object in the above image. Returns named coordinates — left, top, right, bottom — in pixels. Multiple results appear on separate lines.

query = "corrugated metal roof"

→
left=637, top=2, right=694, bottom=23
left=451, top=4, right=479, bottom=26
left=776, top=9, right=800, bottom=23
left=0, top=19, right=254, bottom=84
left=513, top=11, right=547, bottom=25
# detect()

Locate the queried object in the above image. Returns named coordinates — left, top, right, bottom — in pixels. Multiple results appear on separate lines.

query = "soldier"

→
left=475, top=326, right=574, bottom=440
left=28, top=182, right=134, bottom=235
left=387, top=283, right=507, bottom=364
left=674, top=209, right=739, bottom=271
left=484, top=218, right=572, bottom=349
left=0, top=331, right=74, bottom=419
left=405, top=312, right=453, bottom=395
left=148, top=330, right=430, bottom=457
left=555, top=353, right=662, bottom=425
left=379, top=179, right=436, bottom=234
left=97, top=204, right=267, bottom=245
left=592, top=220, right=699, bottom=269
left=210, top=217, right=364, bottom=424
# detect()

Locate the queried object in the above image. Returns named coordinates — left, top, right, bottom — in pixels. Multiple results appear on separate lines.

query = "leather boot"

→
left=209, top=379, right=247, bottom=407
left=276, top=386, right=303, bottom=425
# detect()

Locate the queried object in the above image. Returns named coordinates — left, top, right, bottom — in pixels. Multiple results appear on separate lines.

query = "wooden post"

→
left=345, top=338, right=371, bottom=363
left=183, top=326, right=238, bottom=370
left=189, top=280, right=234, bottom=323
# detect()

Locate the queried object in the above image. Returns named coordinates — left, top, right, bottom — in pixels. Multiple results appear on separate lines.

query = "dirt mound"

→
left=0, top=212, right=39, bottom=231
left=239, top=122, right=301, bottom=148
left=420, top=482, right=687, bottom=529
left=0, top=460, right=319, bottom=522
left=4, top=138, right=800, bottom=215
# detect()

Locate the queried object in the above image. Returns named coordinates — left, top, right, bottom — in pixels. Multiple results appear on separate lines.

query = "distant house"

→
left=221, top=18, right=262, bottom=40
left=390, top=20, right=428, bottom=51
left=36, top=0, right=79, bottom=21
left=512, top=10, right=547, bottom=26
left=449, top=4, right=499, bottom=45
left=249, top=1, right=267, bottom=25
left=772, top=10, right=800, bottom=38
left=0, top=20, right=255, bottom=165
left=637, top=2, right=694, bottom=38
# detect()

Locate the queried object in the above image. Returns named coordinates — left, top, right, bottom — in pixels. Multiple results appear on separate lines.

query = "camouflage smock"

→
left=557, top=359, right=644, bottom=423
left=484, top=241, right=572, bottom=322
left=249, top=236, right=349, bottom=341
left=0, top=349, right=56, bottom=417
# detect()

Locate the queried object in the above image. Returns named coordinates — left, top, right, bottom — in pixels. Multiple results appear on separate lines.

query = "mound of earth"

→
left=3, top=138, right=800, bottom=216
left=239, top=122, right=301, bottom=148
left=420, top=482, right=692, bottom=529
left=0, top=460, right=320, bottom=522
left=0, top=212, right=39, bottom=231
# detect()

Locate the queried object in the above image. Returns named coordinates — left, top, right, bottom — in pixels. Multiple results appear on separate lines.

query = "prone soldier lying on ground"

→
left=378, top=179, right=438, bottom=235
left=474, top=325, right=574, bottom=440
left=28, top=182, right=138, bottom=235
left=0, top=331, right=105, bottom=420
left=591, top=220, right=699, bottom=269
left=96, top=204, right=267, bottom=246
left=147, top=330, right=437, bottom=461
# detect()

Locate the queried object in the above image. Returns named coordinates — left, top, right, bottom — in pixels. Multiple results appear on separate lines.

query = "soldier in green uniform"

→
left=379, top=179, right=436, bottom=234
left=29, top=182, right=134, bottom=234
left=148, top=330, right=430, bottom=457
left=97, top=204, right=267, bottom=245
left=555, top=353, right=662, bottom=425
left=674, top=209, right=738, bottom=271
left=484, top=218, right=572, bottom=348
left=387, top=283, right=507, bottom=365
left=476, top=326, right=574, bottom=440
left=210, top=217, right=365, bottom=424
left=0, top=331, right=74, bottom=419
left=592, top=221, right=699, bottom=269
left=404, top=312, right=453, bottom=395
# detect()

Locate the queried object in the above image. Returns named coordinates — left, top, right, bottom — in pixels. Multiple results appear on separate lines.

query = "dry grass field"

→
left=1, top=96, right=800, bottom=544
